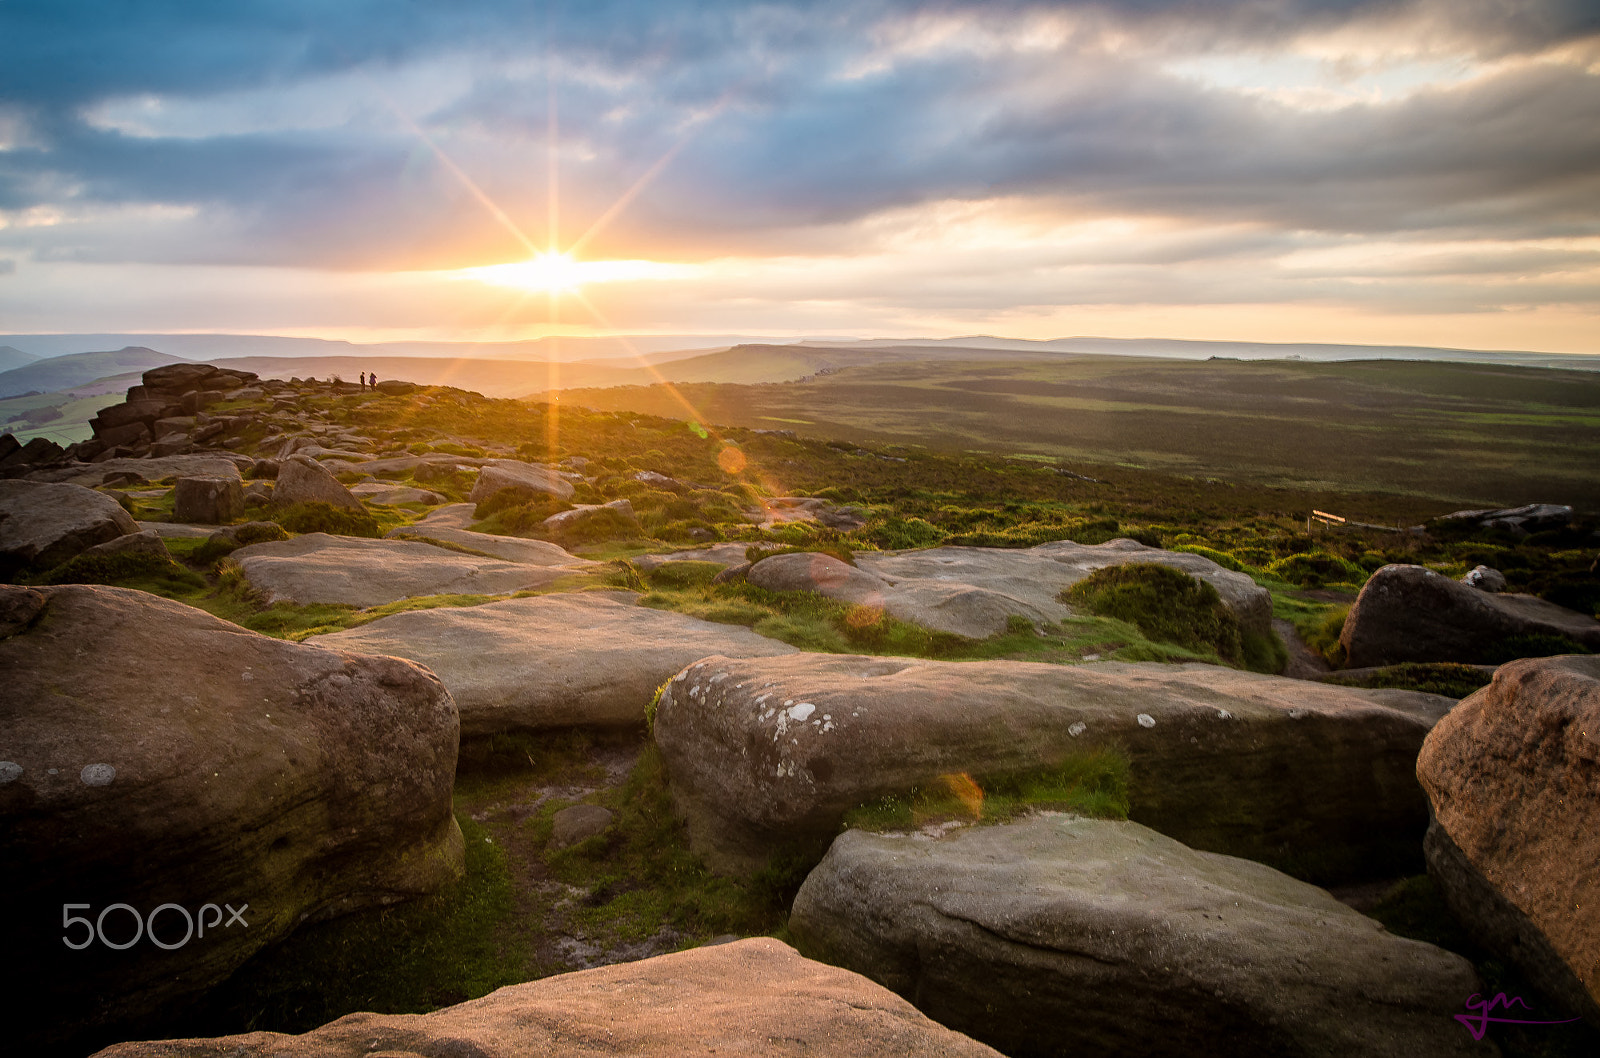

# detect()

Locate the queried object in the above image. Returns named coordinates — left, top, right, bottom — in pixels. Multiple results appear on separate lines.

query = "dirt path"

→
left=1275, top=617, right=1332, bottom=680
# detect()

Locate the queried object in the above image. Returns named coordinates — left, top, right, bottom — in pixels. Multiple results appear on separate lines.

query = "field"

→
left=551, top=355, right=1600, bottom=510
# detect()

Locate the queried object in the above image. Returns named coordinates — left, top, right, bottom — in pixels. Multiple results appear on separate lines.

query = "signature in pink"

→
left=1454, top=993, right=1583, bottom=1041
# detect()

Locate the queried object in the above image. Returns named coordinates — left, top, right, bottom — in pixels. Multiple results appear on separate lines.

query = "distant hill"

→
left=0, top=346, right=40, bottom=373
left=800, top=335, right=1600, bottom=370
left=0, top=347, right=186, bottom=398
left=0, top=333, right=782, bottom=364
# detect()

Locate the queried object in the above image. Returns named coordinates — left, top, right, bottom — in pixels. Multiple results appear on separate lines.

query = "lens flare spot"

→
left=717, top=445, right=748, bottom=473
left=940, top=772, right=984, bottom=819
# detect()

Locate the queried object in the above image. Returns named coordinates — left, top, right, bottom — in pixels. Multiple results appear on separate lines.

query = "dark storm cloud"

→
left=0, top=0, right=1596, bottom=268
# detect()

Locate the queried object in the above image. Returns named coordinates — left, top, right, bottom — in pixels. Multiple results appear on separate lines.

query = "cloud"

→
left=0, top=0, right=1596, bottom=343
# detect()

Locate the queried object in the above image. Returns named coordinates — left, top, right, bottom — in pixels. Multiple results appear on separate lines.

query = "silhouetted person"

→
left=359, top=371, right=366, bottom=389
left=369, top=371, right=379, bottom=389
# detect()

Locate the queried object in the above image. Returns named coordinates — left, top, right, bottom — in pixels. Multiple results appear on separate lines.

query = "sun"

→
left=456, top=254, right=701, bottom=294
left=478, top=252, right=587, bottom=294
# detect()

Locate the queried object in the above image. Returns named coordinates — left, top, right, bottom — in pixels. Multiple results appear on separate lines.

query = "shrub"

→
left=1267, top=551, right=1365, bottom=588
left=274, top=501, right=380, bottom=538
left=39, top=550, right=204, bottom=591
left=1301, top=605, right=1349, bottom=667
left=473, top=487, right=570, bottom=521
left=1170, top=544, right=1249, bottom=572
left=856, top=515, right=947, bottom=550
left=1066, top=563, right=1242, bottom=662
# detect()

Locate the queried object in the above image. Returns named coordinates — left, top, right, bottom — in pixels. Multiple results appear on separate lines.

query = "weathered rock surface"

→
left=633, top=542, right=778, bottom=572
left=654, top=653, right=1449, bottom=876
left=90, top=937, right=1000, bottom=1058
left=82, top=528, right=172, bottom=560
left=232, top=533, right=577, bottom=607
left=348, top=481, right=445, bottom=505
left=1463, top=565, right=1507, bottom=592
left=272, top=455, right=365, bottom=512
left=1440, top=503, right=1572, bottom=534
left=0, top=479, right=138, bottom=577
left=467, top=459, right=575, bottom=504
left=541, top=497, right=636, bottom=532
left=387, top=504, right=596, bottom=567
left=1419, top=655, right=1600, bottom=1026
left=1341, top=564, right=1600, bottom=667
left=30, top=454, right=245, bottom=487
left=759, top=495, right=868, bottom=530
left=551, top=804, right=616, bottom=848
left=173, top=475, right=244, bottom=524
left=791, top=815, right=1489, bottom=1058
left=311, top=591, right=796, bottom=735
left=1, top=584, right=464, bottom=1055
left=745, top=539, right=1273, bottom=640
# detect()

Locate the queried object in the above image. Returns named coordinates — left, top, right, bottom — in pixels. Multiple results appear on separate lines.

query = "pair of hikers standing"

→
left=358, top=371, right=379, bottom=390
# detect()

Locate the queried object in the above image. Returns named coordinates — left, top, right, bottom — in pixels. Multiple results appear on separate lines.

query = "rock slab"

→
left=232, top=533, right=578, bottom=607
left=1341, top=564, right=1600, bottom=667
left=90, top=938, right=1001, bottom=1058
left=653, top=653, right=1450, bottom=877
left=311, top=591, right=797, bottom=735
left=1418, top=654, right=1600, bottom=1026
left=0, top=585, right=464, bottom=1055
left=467, top=458, right=575, bottom=504
left=747, top=539, right=1273, bottom=640
left=272, top=455, right=365, bottom=512
left=173, top=475, right=244, bottom=524
left=791, top=815, right=1489, bottom=1058
left=0, top=479, right=138, bottom=577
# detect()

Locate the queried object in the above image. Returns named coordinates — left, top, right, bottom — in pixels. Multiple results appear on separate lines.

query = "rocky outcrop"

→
left=467, top=459, right=575, bottom=504
left=81, top=528, right=172, bottom=560
left=1341, top=564, right=1600, bottom=667
left=759, top=495, right=868, bottom=530
left=387, top=504, right=598, bottom=567
left=653, top=653, right=1450, bottom=877
left=541, top=497, right=636, bottom=533
left=1463, top=565, right=1507, bottom=592
left=744, top=540, right=1273, bottom=640
left=173, top=475, right=244, bottom=524
left=29, top=454, right=246, bottom=487
left=310, top=591, right=797, bottom=735
left=89, top=938, right=1001, bottom=1058
left=791, top=816, right=1488, bottom=1058
left=0, top=479, right=138, bottom=577
left=1418, top=655, right=1600, bottom=1026
left=348, top=482, right=445, bottom=505
left=0, top=584, right=463, bottom=1055
left=231, top=533, right=580, bottom=607
left=1439, top=503, right=1572, bottom=534
left=271, top=455, right=365, bottom=512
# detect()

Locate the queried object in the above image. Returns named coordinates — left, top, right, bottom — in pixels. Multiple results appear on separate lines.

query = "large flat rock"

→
left=29, top=454, right=246, bottom=486
left=1, top=585, right=463, bottom=1055
left=310, top=591, right=797, bottom=735
left=654, top=653, right=1451, bottom=877
left=91, top=937, right=1001, bottom=1058
left=1419, top=655, right=1600, bottom=1026
left=467, top=458, right=575, bottom=503
left=748, top=539, right=1272, bottom=639
left=386, top=505, right=595, bottom=568
left=1342, top=563, right=1600, bottom=667
left=231, top=533, right=579, bottom=607
left=0, top=479, right=138, bottom=577
left=791, top=816, right=1488, bottom=1058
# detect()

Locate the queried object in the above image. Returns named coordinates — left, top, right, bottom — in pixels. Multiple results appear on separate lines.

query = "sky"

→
left=1, top=0, right=1598, bottom=351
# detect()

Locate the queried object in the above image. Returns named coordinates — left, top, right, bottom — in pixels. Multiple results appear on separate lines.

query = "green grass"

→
left=531, top=745, right=795, bottom=948
left=1065, top=563, right=1248, bottom=666
left=172, top=814, right=524, bottom=1037
left=1325, top=662, right=1494, bottom=698
left=840, top=749, right=1131, bottom=833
